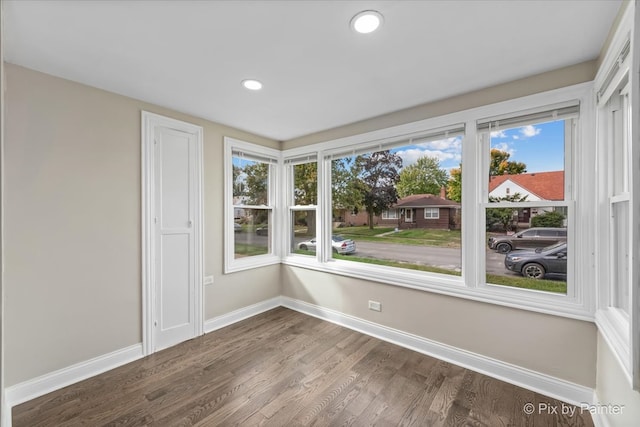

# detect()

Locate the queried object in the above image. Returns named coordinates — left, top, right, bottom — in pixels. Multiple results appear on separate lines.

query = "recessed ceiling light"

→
left=242, top=79, right=262, bottom=90
left=350, top=10, right=383, bottom=34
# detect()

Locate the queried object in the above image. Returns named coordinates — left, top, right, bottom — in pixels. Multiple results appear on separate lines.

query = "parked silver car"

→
left=297, top=235, right=356, bottom=254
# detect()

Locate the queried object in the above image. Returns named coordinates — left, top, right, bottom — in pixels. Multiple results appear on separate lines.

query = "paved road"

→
left=236, top=231, right=513, bottom=276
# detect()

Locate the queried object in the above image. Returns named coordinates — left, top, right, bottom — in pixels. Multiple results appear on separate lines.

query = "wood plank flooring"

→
left=13, top=307, right=594, bottom=426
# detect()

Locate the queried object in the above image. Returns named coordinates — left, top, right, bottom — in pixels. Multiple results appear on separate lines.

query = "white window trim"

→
left=224, top=137, right=281, bottom=273
left=424, top=207, right=439, bottom=219
left=282, top=82, right=595, bottom=322
left=382, top=209, right=398, bottom=220
left=593, top=2, right=638, bottom=390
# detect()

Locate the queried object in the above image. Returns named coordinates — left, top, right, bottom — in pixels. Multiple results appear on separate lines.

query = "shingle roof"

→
left=393, top=194, right=460, bottom=208
left=488, top=171, right=564, bottom=200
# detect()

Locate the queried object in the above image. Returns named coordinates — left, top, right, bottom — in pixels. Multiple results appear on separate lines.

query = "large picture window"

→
left=324, top=126, right=464, bottom=277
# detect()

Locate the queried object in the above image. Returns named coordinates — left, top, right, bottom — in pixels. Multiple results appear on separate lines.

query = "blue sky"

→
left=392, top=119, right=565, bottom=174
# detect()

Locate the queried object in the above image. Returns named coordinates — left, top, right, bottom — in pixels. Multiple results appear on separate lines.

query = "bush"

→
left=531, top=210, right=565, bottom=227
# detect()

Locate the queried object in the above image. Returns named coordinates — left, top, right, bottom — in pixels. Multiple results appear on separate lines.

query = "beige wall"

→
left=282, top=60, right=597, bottom=150
left=4, top=64, right=281, bottom=386
left=283, top=267, right=596, bottom=387
left=595, top=333, right=640, bottom=426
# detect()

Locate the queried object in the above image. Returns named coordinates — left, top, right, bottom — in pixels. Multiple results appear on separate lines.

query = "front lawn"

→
left=334, top=226, right=461, bottom=248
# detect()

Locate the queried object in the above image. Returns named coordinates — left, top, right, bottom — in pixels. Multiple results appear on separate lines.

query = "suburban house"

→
left=2, top=1, right=639, bottom=427
left=489, top=171, right=564, bottom=223
left=378, top=194, right=461, bottom=230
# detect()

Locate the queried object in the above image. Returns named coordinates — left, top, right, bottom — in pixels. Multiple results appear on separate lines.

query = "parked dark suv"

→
left=488, top=227, right=567, bottom=253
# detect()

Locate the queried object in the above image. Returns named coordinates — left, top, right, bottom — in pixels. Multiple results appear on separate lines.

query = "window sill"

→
left=283, top=255, right=594, bottom=322
left=224, top=254, right=281, bottom=274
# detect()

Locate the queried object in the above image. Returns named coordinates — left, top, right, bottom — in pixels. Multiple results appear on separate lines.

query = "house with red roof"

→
left=488, top=171, right=564, bottom=223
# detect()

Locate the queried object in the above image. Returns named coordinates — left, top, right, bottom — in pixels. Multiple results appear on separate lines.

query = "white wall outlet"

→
left=368, top=300, right=382, bottom=312
left=203, top=276, right=214, bottom=286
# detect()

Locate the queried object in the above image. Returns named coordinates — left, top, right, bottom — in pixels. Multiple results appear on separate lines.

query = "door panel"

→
left=154, top=126, right=197, bottom=351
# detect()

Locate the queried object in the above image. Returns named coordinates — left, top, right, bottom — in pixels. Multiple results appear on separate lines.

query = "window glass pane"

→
left=291, top=209, right=316, bottom=255
left=330, top=136, right=462, bottom=277
left=233, top=156, right=269, bottom=204
left=234, top=208, right=270, bottom=258
left=488, top=120, right=566, bottom=203
left=293, top=162, right=317, bottom=205
left=612, top=201, right=630, bottom=314
left=486, top=205, right=568, bottom=294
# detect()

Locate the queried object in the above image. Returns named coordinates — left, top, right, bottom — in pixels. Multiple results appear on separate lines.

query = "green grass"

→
left=486, top=274, right=566, bottom=294
left=234, top=243, right=269, bottom=257
left=294, top=244, right=565, bottom=293
left=334, top=226, right=461, bottom=248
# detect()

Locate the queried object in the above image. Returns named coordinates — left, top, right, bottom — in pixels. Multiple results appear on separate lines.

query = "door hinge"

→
left=154, top=217, right=158, bottom=224
left=154, top=320, right=158, bottom=327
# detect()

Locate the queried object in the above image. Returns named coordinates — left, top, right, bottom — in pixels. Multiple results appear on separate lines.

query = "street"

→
left=235, top=232, right=514, bottom=276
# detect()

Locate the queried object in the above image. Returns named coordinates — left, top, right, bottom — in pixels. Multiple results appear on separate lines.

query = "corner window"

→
left=282, top=83, right=593, bottom=320
left=224, top=138, right=280, bottom=272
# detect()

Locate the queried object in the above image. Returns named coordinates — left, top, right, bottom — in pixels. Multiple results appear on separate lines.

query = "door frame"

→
left=141, top=111, right=204, bottom=356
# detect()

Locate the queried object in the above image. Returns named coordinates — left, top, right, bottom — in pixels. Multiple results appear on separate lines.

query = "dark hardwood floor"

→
left=13, top=307, right=594, bottom=426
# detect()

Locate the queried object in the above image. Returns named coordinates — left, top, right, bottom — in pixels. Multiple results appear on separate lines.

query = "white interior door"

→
left=143, top=112, right=203, bottom=354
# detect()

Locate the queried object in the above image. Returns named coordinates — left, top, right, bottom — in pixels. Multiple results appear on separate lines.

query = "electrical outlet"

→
left=203, top=276, right=214, bottom=286
left=368, top=300, right=382, bottom=312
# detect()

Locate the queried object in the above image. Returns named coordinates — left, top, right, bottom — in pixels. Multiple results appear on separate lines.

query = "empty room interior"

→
left=1, top=0, right=640, bottom=426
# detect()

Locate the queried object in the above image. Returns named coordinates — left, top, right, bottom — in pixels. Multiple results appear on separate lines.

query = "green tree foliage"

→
left=447, top=166, right=462, bottom=203
left=531, top=210, right=565, bottom=228
left=293, top=162, right=318, bottom=235
left=293, top=162, right=317, bottom=205
left=243, top=162, right=269, bottom=205
left=490, top=149, right=527, bottom=176
left=332, top=158, right=364, bottom=214
left=354, top=150, right=402, bottom=229
left=396, top=156, right=449, bottom=198
left=486, top=193, right=528, bottom=231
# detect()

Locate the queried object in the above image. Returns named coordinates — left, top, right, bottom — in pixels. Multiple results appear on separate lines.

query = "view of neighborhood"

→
left=233, top=119, right=570, bottom=294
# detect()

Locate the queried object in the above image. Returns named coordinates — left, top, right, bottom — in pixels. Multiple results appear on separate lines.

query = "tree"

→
left=396, top=156, right=448, bottom=198
left=531, top=210, right=565, bottom=228
left=293, top=162, right=318, bottom=235
left=354, top=150, right=402, bottom=229
left=243, top=162, right=269, bottom=205
left=447, top=166, right=462, bottom=203
left=332, top=158, right=364, bottom=217
left=490, top=149, right=527, bottom=176
left=486, top=193, right=528, bottom=232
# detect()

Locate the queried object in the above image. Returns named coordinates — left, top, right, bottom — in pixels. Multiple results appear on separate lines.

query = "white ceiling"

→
left=4, top=0, right=622, bottom=141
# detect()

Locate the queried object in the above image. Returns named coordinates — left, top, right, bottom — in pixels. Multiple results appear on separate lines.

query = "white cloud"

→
left=415, top=136, right=462, bottom=151
left=396, top=148, right=461, bottom=167
left=491, top=142, right=515, bottom=156
left=520, top=125, right=541, bottom=138
left=490, top=130, right=507, bottom=138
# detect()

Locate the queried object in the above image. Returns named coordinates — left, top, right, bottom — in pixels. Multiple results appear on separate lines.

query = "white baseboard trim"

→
left=4, top=343, right=144, bottom=417
left=204, top=296, right=282, bottom=334
left=280, top=296, right=594, bottom=407
left=589, top=392, right=611, bottom=427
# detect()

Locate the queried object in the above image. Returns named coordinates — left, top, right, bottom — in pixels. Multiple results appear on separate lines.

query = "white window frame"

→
left=224, top=137, right=281, bottom=273
left=382, top=209, right=398, bottom=220
left=285, top=155, right=318, bottom=258
left=281, top=82, right=594, bottom=321
left=424, top=207, right=439, bottom=219
left=594, top=3, right=639, bottom=390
